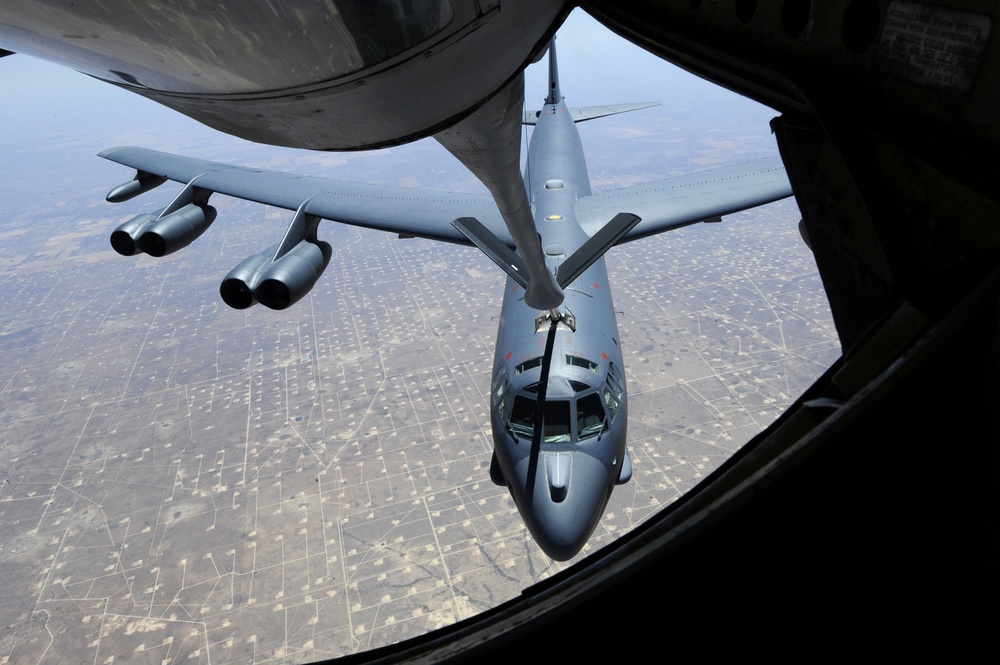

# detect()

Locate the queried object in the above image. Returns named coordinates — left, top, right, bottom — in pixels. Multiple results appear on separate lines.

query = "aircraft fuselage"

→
left=489, top=98, right=630, bottom=561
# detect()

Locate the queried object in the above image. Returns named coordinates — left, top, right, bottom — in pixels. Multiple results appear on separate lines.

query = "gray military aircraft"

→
left=99, top=40, right=791, bottom=560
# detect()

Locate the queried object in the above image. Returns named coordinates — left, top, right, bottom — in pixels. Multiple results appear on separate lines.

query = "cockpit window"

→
left=492, top=365, right=507, bottom=396
left=493, top=365, right=511, bottom=416
left=603, top=387, right=621, bottom=423
left=493, top=365, right=507, bottom=391
left=566, top=355, right=600, bottom=374
left=510, top=395, right=536, bottom=438
left=543, top=400, right=572, bottom=443
left=577, top=393, right=606, bottom=439
left=604, top=363, right=623, bottom=423
left=606, top=362, right=624, bottom=398
left=508, top=396, right=572, bottom=443
left=515, top=357, right=542, bottom=375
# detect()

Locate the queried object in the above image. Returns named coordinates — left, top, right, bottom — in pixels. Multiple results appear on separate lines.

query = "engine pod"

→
left=109, top=209, right=165, bottom=256
left=255, top=240, right=333, bottom=310
left=136, top=203, right=217, bottom=257
left=219, top=245, right=279, bottom=309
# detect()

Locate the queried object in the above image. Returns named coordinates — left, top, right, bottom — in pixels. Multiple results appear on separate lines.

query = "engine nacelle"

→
left=219, top=244, right=279, bottom=309
left=256, top=240, right=333, bottom=310
left=136, top=203, right=217, bottom=257
left=109, top=208, right=165, bottom=256
left=220, top=240, right=332, bottom=310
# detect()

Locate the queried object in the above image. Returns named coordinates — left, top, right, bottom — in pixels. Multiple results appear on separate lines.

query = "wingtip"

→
left=98, top=146, right=133, bottom=159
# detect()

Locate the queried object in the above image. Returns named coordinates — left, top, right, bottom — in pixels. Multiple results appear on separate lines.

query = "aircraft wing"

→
left=575, top=155, right=793, bottom=242
left=99, top=146, right=511, bottom=246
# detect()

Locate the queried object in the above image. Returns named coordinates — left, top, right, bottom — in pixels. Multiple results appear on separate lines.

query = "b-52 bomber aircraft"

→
left=100, top=42, right=792, bottom=560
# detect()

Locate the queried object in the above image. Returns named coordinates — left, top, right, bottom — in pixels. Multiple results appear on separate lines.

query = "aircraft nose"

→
left=513, top=451, right=611, bottom=561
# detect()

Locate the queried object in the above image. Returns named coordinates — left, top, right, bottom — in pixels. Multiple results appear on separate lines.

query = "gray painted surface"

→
left=0, top=0, right=566, bottom=149
left=99, top=51, right=792, bottom=559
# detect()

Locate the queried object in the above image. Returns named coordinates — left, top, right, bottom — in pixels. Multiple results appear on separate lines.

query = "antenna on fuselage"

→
left=545, top=36, right=561, bottom=105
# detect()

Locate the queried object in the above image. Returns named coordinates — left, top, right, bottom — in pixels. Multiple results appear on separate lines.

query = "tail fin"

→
left=526, top=39, right=659, bottom=125
left=545, top=37, right=561, bottom=105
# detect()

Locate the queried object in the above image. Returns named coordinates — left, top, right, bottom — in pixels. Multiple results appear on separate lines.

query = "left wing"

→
left=576, top=155, right=792, bottom=241
left=99, top=146, right=510, bottom=246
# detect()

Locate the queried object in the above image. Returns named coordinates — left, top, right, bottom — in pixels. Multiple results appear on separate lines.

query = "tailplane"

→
left=525, top=38, right=659, bottom=124
left=523, top=101, right=661, bottom=125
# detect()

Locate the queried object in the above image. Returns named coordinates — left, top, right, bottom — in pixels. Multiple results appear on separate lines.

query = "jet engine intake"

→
left=219, top=246, right=277, bottom=310
left=256, top=240, right=332, bottom=310
left=109, top=203, right=215, bottom=257
left=220, top=240, right=332, bottom=311
left=109, top=208, right=165, bottom=256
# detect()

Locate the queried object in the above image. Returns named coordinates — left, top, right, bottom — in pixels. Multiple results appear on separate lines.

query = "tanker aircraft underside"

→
left=99, top=40, right=792, bottom=560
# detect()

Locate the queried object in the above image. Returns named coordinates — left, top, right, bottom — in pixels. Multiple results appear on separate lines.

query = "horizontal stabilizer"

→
left=451, top=217, right=529, bottom=289
left=557, top=212, right=640, bottom=288
left=523, top=101, right=660, bottom=125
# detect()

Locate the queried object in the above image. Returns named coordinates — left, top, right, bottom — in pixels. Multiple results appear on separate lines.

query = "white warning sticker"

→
left=877, top=1, right=991, bottom=94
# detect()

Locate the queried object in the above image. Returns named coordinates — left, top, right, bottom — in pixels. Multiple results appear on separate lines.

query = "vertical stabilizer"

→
left=545, top=38, right=561, bottom=105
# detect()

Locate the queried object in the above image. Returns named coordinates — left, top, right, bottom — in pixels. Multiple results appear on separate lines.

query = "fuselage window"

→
left=603, top=386, right=621, bottom=423
left=497, top=386, right=510, bottom=418
left=493, top=366, right=510, bottom=415
left=492, top=365, right=507, bottom=399
left=515, top=357, right=542, bottom=376
left=566, top=355, right=600, bottom=374
left=576, top=392, right=606, bottom=439
left=606, top=362, right=624, bottom=399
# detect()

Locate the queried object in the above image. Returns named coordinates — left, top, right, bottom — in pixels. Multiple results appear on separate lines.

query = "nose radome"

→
left=512, top=451, right=611, bottom=561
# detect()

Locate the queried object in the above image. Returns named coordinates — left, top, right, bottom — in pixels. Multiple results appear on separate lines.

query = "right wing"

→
left=99, top=146, right=511, bottom=246
left=576, top=155, right=792, bottom=242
